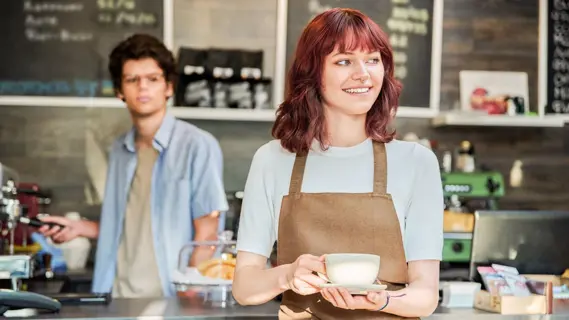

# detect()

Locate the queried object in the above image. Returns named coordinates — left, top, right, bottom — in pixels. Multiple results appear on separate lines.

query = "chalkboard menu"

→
left=0, top=0, right=163, bottom=98
left=545, top=0, right=569, bottom=114
left=286, top=0, right=438, bottom=109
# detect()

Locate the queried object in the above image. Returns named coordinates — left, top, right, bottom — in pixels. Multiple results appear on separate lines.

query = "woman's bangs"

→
left=335, top=22, right=383, bottom=54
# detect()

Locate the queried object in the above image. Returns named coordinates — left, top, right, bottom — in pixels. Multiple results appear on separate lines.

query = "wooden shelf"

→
left=169, top=106, right=437, bottom=122
left=0, top=96, right=123, bottom=108
left=432, top=112, right=566, bottom=128
left=0, top=96, right=443, bottom=121
left=169, top=107, right=276, bottom=121
left=11, top=96, right=565, bottom=125
left=0, top=96, right=441, bottom=121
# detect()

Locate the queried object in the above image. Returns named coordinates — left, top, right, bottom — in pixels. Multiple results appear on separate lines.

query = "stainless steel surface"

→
left=470, top=210, right=569, bottom=279
left=0, top=254, right=34, bottom=280
left=12, top=297, right=568, bottom=319
left=443, top=232, right=473, bottom=240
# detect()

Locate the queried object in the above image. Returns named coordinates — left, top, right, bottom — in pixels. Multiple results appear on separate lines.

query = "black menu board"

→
left=286, top=0, right=438, bottom=109
left=0, top=0, right=164, bottom=99
left=545, top=0, right=569, bottom=114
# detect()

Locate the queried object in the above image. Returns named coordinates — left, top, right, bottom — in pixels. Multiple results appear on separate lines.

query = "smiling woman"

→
left=233, top=7, right=443, bottom=320
left=273, top=8, right=400, bottom=154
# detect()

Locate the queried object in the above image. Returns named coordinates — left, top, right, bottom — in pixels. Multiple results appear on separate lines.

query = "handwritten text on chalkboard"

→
left=387, top=0, right=430, bottom=81
left=0, top=0, right=163, bottom=98
left=549, top=0, right=569, bottom=113
left=22, top=0, right=158, bottom=43
left=24, top=1, right=92, bottom=42
left=97, top=0, right=158, bottom=27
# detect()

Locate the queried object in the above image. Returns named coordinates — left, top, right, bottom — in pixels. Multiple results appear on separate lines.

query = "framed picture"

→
left=459, top=70, right=529, bottom=115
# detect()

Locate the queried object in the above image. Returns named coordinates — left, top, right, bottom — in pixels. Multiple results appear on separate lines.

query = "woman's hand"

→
left=285, top=254, right=327, bottom=295
left=321, top=288, right=388, bottom=311
left=233, top=251, right=326, bottom=306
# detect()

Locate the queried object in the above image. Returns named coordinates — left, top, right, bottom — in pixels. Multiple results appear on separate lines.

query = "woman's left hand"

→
left=321, top=288, right=387, bottom=311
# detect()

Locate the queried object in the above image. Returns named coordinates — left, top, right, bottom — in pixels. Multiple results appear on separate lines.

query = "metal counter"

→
left=6, top=297, right=567, bottom=320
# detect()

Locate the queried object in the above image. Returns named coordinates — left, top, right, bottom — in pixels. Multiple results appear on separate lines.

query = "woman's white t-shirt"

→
left=236, top=138, right=444, bottom=262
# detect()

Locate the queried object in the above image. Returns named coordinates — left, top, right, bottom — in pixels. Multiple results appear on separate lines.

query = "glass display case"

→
left=173, top=230, right=237, bottom=307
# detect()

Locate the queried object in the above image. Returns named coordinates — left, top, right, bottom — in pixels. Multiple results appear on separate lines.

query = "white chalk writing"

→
left=97, top=0, right=136, bottom=10
left=25, top=29, right=93, bottom=42
left=25, top=15, right=58, bottom=27
left=387, top=0, right=430, bottom=80
left=550, top=3, right=569, bottom=113
left=23, top=0, right=83, bottom=12
left=554, top=0, right=569, bottom=10
left=307, top=0, right=332, bottom=20
left=22, top=0, right=93, bottom=42
left=97, top=0, right=157, bottom=27
left=115, top=12, right=157, bottom=26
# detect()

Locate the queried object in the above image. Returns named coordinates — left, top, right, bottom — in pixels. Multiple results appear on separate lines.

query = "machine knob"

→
left=486, top=177, right=500, bottom=194
left=452, top=242, right=463, bottom=253
left=43, top=254, right=54, bottom=279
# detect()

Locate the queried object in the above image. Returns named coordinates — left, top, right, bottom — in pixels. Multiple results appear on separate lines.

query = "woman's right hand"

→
left=285, top=254, right=327, bottom=295
left=37, top=216, right=82, bottom=243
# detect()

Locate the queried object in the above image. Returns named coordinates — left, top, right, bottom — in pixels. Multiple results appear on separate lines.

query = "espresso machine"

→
left=0, top=166, right=32, bottom=294
left=0, top=164, right=52, bottom=255
left=0, top=163, right=61, bottom=316
left=440, top=171, right=505, bottom=281
left=0, top=163, right=46, bottom=286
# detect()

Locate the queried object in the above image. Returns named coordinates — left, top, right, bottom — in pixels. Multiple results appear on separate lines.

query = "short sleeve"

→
left=404, top=145, right=444, bottom=262
left=236, top=145, right=276, bottom=258
left=190, top=133, right=229, bottom=220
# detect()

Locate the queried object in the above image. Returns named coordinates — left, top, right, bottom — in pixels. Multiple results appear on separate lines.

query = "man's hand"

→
left=37, top=216, right=99, bottom=242
left=38, top=216, right=80, bottom=243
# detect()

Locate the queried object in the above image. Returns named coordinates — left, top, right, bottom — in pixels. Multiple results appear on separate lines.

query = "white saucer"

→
left=318, top=283, right=387, bottom=295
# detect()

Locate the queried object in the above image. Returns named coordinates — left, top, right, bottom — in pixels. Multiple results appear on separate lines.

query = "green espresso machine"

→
left=441, top=171, right=505, bottom=269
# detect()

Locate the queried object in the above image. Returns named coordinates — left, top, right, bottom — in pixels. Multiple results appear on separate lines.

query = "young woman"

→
left=233, top=8, right=443, bottom=319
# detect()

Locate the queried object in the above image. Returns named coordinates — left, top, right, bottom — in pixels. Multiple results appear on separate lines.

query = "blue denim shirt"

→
left=91, top=113, right=229, bottom=297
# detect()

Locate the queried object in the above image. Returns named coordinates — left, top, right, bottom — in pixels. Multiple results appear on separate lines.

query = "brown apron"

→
left=277, top=141, right=418, bottom=319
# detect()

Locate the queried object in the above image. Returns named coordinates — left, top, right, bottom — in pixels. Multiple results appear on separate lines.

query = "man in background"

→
left=39, top=34, right=228, bottom=298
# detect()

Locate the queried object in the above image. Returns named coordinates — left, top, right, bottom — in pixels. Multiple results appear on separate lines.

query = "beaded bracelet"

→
left=377, top=292, right=406, bottom=312
left=377, top=292, right=390, bottom=311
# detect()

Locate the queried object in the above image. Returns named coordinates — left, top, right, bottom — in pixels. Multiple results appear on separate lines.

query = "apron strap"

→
left=372, top=141, right=388, bottom=195
left=289, top=153, right=308, bottom=195
left=290, top=141, right=386, bottom=195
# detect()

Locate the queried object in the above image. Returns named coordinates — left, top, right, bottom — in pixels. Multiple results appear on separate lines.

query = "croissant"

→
left=197, top=257, right=236, bottom=280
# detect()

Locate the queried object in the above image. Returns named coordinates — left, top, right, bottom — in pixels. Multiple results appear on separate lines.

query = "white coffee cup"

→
left=324, top=253, right=380, bottom=285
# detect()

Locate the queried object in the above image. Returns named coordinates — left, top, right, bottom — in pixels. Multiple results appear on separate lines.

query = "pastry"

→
left=197, top=256, right=236, bottom=280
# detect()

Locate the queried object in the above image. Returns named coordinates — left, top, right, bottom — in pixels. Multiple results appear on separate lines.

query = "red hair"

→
left=272, top=8, right=401, bottom=154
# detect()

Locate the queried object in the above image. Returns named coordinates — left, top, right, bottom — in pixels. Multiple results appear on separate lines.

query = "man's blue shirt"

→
left=92, top=113, right=228, bottom=296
